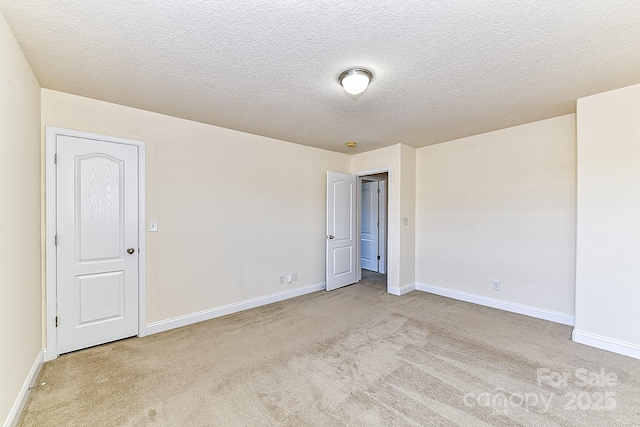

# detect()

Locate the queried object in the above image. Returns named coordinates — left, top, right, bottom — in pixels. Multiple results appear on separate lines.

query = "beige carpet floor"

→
left=19, top=271, right=640, bottom=426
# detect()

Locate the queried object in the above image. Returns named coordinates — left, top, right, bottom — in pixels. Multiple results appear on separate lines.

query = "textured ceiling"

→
left=2, top=1, right=640, bottom=154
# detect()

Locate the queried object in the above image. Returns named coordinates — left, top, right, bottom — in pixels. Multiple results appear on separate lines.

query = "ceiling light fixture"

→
left=338, top=68, right=373, bottom=96
left=346, top=141, right=357, bottom=148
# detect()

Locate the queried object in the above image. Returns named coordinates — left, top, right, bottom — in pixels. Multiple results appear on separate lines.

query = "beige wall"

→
left=41, top=89, right=350, bottom=324
left=0, top=12, right=42, bottom=424
left=575, top=83, right=640, bottom=353
left=415, top=115, right=577, bottom=315
left=399, top=144, right=416, bottom=288
left=351, top=144, right=416, bottom=290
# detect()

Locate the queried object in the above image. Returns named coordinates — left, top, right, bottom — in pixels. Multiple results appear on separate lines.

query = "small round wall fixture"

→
left=338, top=68, right=373, bottom=96
left=346, top=141, right=357, bottom=148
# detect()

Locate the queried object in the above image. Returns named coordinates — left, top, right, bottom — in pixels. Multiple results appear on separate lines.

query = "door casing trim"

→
left=45, top=126, right=147, bottom=361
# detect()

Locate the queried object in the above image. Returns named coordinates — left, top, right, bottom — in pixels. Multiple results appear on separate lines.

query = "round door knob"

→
left=127, top=248, right=136, bottom=254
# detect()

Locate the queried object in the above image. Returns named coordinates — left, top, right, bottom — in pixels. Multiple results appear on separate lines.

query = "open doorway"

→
left=359, top=173, right=388, bottom=288
left=326, top=169, right=392, bottom=293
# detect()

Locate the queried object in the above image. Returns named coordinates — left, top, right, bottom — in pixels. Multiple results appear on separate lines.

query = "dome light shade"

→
left=338, top=68, right=373, bottom=96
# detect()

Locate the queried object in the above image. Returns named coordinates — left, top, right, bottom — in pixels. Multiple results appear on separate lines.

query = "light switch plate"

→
left=148, top=220, right=158, bottom=232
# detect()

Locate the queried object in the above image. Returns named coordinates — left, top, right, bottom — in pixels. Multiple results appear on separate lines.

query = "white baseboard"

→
left=414, top=282, right=575, bottom=326
left=4, top=349, right=44, bottom=427
left=147, top=282, right=326, bottom=335
left=572, top=329, right=640, bottom=360
left=388, top=283, right=415, bottom=296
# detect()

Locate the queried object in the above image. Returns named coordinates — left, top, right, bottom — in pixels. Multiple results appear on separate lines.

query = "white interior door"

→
left=326, top=171, right=357, bottom=291
left=56, top=135, right=139, bottom=354
left=361, top=181, right=379, bottom=271
left=377, top=179, right=387, bottom=274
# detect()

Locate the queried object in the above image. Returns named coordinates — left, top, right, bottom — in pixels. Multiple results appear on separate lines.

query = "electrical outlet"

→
left=292, top=272, right=298, bottom=281
left=492, top=280, right=501, bottom=291
left=279, top=275, right=284, bottom=285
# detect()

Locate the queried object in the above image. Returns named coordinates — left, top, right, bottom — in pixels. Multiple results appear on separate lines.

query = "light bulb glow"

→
left=338, top=69, right=372, bottom=96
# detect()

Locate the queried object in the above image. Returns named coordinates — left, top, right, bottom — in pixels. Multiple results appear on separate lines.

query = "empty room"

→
left=2, top=1, right=640, bottom=426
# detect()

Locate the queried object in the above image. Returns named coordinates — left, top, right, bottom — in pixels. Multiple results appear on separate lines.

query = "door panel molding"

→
left=45, top=127, right=146, bottom=361
left=326, top=171, right=357, bottom=291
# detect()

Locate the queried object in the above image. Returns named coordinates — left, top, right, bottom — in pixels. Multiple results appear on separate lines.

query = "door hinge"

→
left=54, top=153, right=57, bottom=164
left=55, top=316, right=58, bottom=327
left=377, top=189, right=381, bottom=194
left=377, top=222, right=379, bottom=227
left=377, top=255, right=381, bottom=260
left=55, top=235, right=58, bottom=245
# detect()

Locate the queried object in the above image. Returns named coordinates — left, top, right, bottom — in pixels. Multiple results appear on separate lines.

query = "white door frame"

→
left=377, top=179, right=387, bottom=274
left=360, top=177, right=387, bottom=274
left=356, top=168, right=391, bottom=294
left=359, top=180, right=380, bottom=272
left=45, top=127, right=147, bottom=361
